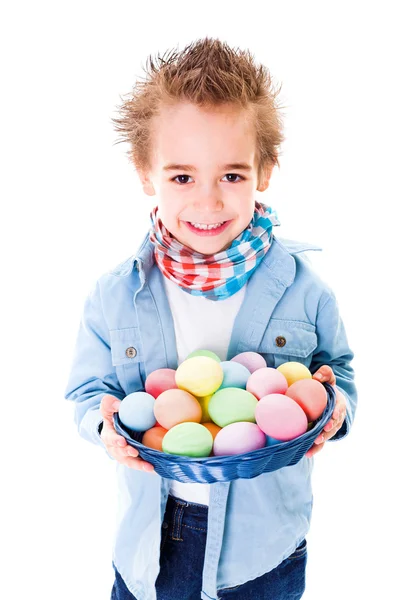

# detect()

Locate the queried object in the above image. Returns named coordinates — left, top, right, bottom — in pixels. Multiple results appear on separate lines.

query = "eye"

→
left=222, top=173, right=244, bottom=183
left=173, top=175, right=193, bottom=185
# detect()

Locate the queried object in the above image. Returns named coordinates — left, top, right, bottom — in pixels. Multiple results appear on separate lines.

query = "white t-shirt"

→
left=162, top=274, right=247, bottom=505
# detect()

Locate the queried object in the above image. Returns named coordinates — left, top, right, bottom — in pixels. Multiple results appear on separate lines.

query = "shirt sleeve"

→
left=310, top=291, right=358, bottom=441
left=64, top=279, right=125, bottom=455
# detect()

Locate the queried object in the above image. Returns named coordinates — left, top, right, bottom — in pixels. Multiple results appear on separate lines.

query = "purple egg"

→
left=213, top=422, right=266, bottom=456
left=230, top=351, right=267, bottom=373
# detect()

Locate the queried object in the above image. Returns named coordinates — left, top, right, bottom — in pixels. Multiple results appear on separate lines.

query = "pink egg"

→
left=154, top=389, right=202, bottom=430
left=145, top=368, right=178, bottom=399
left=230, top=351, right=267, bottom=373
left=285, top=379, right=328, bottom=421
left=255, top=393, right=308, bottom=441
left=213, top=422, right=266, bottom=456
left=246, top=367, right=288, bottom=399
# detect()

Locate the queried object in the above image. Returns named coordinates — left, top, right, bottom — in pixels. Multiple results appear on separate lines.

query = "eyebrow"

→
left=162, top=162, right=253, bottom=172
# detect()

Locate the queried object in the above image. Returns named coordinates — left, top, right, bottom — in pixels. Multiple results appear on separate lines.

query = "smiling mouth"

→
left=183, top=220, right=232, bottom=236
left=187, top=221, right=227, bottom=230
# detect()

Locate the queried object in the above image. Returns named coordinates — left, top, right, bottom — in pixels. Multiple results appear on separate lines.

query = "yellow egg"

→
left=276, top=361, right=312, bottom=387
left=175, top=356, right=224, bottom=397
left=196, top=394, right=212, bottom=422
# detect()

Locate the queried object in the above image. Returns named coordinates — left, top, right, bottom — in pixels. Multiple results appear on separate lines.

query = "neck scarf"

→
left=148, top=201, right=280, bottom=301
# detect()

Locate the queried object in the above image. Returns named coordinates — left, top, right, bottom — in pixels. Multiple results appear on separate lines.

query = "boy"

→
left=65, top=37, right=356, bottom=600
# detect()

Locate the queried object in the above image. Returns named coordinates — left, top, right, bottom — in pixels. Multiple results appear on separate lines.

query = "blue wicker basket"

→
left=113, top=383, right=336, bottom=482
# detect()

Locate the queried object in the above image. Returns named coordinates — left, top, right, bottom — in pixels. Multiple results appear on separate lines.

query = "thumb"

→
left=100, top=394, right=122, bottom=420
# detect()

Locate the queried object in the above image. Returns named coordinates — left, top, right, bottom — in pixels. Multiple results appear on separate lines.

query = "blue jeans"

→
left=111, top=495, right=307, bottom=600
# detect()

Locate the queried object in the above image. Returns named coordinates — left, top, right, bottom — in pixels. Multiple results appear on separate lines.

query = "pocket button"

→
left=125, top=347, right=137, bottom=358
left=275, top=336, right=287, bottom=348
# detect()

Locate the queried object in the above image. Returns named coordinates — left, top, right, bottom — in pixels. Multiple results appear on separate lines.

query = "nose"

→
left=193, top=192, right=223, bottom=214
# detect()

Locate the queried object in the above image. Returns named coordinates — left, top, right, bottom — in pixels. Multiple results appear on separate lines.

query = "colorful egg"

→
left=285, top=379, right=328, bottom=421
left=154, top=389, right=202, bottom=430
left=196, top=394, right=212, bottom=423
left=266, top=435, right=283, bottom=447
left=219, top=361, right=251, bottom=389
left=142, top=426, right=168, bottom=451
left=208, top=387, right=258, bottom=427
left=186, top=349, right=221, bottom=362
left=213, top=422, right=266, bottom=456
left=118, top=392, right=156, bottom=432
left=255, top=393, right=308, bottom=441
left=162, top=422, right=213, bottom=457
left=175, top=356, right=224, bottom=397
left=201, top=422, right=222, bottom=439
left=246, top=367, right=288, bottom=399
left=230, top=351, right=267, bottom=373
left=145, top=368, right=178, bottom=399
left=277, top=362, right=312, bottom=387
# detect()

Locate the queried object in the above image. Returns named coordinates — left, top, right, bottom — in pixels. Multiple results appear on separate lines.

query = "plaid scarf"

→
left=148, top=201, right=280, bottom=301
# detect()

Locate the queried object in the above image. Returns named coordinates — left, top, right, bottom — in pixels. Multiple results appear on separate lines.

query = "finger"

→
left=101, top=418, right=129, bottom=449
left=121, top=455, right=156, bottom=473
left=330, top=410, right=346, bottom=429
left=103, top=436, right=149, bottom=465
left=305, top=441, right=325, bottom=458
left=324, top=407, right=345, bottom=431
left=313, top=365, right=336, bottom=385
left=125, top=445, right=139, bottom=458
left=323, top=419, right=334, bottom=432
left=100, top=394, right=122, bottom=419
left=314, top=432, right=325, bottom=445
left=323, top=427, right=339, bottom=441
left=323, top=413, right=346, bottom=440
left=105, top=443, right=153, bottom=469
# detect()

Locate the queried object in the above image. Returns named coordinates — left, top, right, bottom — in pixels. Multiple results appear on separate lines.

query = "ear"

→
left=137, top=169, right=156, bottom=196
left=257, top=163, right=275, bottom=192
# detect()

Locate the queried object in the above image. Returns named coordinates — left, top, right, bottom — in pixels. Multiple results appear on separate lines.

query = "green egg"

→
left=162, top=422, right=213, bottom=457
left=208, top=387, right=258, bottom=427
left=186, top=349, right=221, bottom=362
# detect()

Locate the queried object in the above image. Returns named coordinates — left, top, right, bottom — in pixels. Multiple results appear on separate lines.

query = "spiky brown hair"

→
left=111, top=37, right=285, bottom=186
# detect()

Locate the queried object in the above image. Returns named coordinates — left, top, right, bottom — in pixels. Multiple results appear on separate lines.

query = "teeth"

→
left=190, top=222, right=224, bottom=230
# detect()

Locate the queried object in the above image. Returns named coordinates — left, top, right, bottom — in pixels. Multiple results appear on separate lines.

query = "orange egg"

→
left=201, top=422, right=222, bottom=439
left=285, top=378, right=327, bottom=421
left=154, top=388, right=202, bottom=430
left=142, top=426, right=168, bottom=451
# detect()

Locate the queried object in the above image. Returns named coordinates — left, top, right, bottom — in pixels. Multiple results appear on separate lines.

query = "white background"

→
left=1, top=1, right=399, bottom=598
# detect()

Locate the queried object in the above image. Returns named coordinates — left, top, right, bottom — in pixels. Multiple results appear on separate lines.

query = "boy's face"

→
left=139, top=102, right=273, bottom=255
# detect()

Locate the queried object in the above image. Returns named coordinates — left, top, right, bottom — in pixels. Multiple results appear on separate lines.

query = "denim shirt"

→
left=64, top=232, right=357, bottom=600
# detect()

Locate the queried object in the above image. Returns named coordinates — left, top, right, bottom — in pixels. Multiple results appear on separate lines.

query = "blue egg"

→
left=266, top=435, right=284, bottom=447
left=219, top=361, right=251, bottom=390
left=118, top=392, right=156, bottom=432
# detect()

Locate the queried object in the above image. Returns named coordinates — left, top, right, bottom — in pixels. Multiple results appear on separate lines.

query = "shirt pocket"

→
left=109, top=327, right=145, bottom=395
left=257, top=318, right=318, bottom=369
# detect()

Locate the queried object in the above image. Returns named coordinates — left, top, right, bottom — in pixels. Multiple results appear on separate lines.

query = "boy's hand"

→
left=305, top=366, right=347, bottom=458
left=100, top=394, right=156, bottom=473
